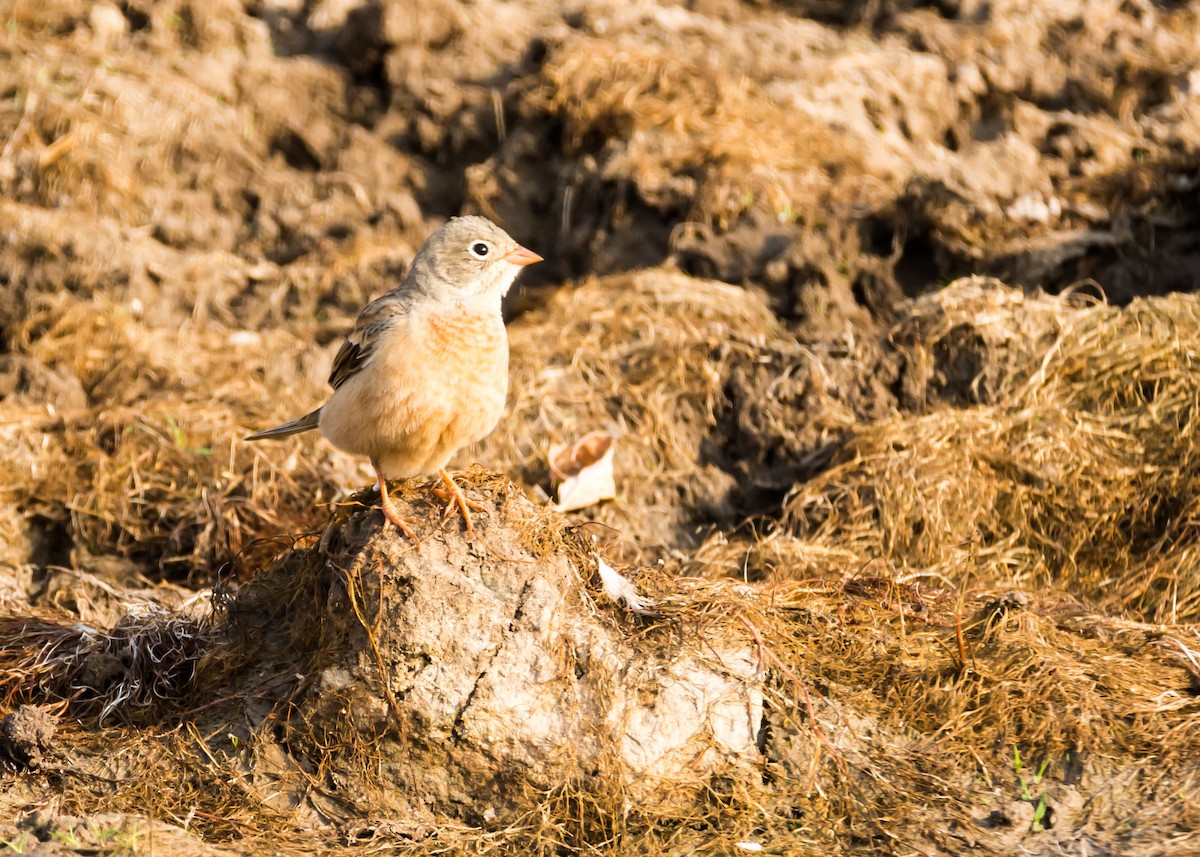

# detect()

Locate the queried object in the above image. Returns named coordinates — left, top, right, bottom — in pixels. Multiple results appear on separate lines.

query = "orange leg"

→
left=372, top=460, right=421, bottom=544
left=436, top=468, right=484, bottom=534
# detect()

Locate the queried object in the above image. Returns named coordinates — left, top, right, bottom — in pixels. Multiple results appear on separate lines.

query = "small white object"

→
left=597, top=556, right=656, bottom=616
left=1006, top=193, right=1062, bottom=225
left=228, top=330, right=262, bottom=347
left=1187, top=69, right=1200, bottom=97
left=551, top=432, right=617, bottom=512
left=89, top=3, right=129, bottom=50
left=735, top=843, right=764, bottom=852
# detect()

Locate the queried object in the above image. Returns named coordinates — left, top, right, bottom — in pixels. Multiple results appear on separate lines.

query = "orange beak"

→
left=503, top=245, right=543, bottom=267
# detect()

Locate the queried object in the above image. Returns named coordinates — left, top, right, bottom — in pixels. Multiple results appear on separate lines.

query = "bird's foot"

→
left=434, top=468, right=484, bottom=534
left=373, top=461, right=422, bottom=546
left=380, top=498, right=423, bottom=545
left=430, top=484, right=487, bottom=513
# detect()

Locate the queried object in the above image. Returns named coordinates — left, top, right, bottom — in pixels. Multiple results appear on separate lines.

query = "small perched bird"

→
left=246, top=216, right=542, bottom=541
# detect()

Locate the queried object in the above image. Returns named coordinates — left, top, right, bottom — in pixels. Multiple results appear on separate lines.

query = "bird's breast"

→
left=422, top=305, right=508, bottom=372
left=414, top=304, right=509, bottom=437
left=319, top=304, right=509, bottom=476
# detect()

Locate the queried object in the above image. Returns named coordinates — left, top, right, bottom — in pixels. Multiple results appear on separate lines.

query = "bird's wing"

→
left=328, top=293, right=409, bottom=390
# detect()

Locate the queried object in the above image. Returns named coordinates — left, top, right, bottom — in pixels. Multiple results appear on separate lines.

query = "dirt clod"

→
left=1, top=705, right=58, bottom=768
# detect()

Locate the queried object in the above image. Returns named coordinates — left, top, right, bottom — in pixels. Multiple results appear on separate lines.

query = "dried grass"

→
left=0, top=0, right=1199, bottom=852
left=4, top=498, right=1200, bottom=855
left=0, top=8, right=420, bottom=334
left=781, top=280, right=1200, bottom=623
left=0, top=6, right=261, bottom=226
left=0, top=607, right=210, bottom=723
left=540, top=30, right=872, bottom=228
left=2, top=293, right=352, bottom=579
left=53, top=724, right=294, bottom=843
left=5, top=270, right=1200, bottom=853
left=479, top=268, right=783, bottom=554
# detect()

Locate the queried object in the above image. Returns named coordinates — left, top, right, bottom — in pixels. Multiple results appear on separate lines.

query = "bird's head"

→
left=412, top=215, right=542, bottom=303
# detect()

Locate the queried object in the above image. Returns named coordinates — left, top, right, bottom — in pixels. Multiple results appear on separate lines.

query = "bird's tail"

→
left=244, top=407, right=322, bottom=441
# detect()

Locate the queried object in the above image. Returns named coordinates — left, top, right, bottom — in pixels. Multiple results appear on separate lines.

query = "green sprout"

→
left=1013, top=747, right=1052, bottom=832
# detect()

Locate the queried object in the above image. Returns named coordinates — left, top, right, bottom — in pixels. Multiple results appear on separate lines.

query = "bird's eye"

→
left=469, top=241, right=491, bottom=259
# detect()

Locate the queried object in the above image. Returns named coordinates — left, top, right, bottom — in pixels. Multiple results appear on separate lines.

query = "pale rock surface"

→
left=263, top=484, right=762, bottom=817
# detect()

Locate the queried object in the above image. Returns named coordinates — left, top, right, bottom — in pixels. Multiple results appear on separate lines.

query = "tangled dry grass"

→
left=5, top=546, right=1199, bottom=855
left=0, top=608, right=209, bottom=724
left=4, top=273, right=1200, bottom=855
left=0, top=292, right=350, bottom=580
left=479, top=268, right=782, bottom=553
left=783, top=281, right=1200, bottom=624
left=542, top=34, right=868, bottom=228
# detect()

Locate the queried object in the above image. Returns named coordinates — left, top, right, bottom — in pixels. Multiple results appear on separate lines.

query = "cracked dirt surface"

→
left=216, top=480, right=762, bottom=823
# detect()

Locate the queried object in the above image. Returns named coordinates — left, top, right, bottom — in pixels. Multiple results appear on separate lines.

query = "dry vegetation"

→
left=2, top=0, right=1200, bottom=855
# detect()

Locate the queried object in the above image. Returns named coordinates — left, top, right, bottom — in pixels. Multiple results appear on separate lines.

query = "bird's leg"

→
left=431, top=469, right=487, bottom=512
left=435, top=468, right=483, bottom=534
left=372, top=459, right=421, bottom=544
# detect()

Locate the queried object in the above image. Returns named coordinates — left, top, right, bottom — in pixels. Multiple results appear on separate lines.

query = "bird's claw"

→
left=374, top=460, right=422, bottom=546
left=435, top=469, right=483, bottom=534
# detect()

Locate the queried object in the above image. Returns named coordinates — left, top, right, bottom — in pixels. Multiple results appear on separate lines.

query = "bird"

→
left=245, top=215, right=542, bottom=542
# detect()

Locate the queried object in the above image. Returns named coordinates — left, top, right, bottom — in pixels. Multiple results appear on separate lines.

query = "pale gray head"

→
left=407, top=215, right=542, bottom=302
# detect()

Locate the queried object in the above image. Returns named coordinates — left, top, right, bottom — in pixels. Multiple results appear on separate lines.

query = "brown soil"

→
left=2, top=0, right=1200, bottom=854
left=1, top=704, right=58, bottom=768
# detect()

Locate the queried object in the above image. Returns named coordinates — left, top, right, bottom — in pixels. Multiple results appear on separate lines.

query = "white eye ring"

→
left=468, top=241, right=492, bottom=260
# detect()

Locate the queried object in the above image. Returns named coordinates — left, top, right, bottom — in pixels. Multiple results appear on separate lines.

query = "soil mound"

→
left=3, top=482, right=1197, bottom=855
left=221, top=479, right=761, bottom=821
left=484, top=267, right=898, bottom=555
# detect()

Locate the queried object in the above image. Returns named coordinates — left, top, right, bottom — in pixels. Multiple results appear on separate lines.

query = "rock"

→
left=227, top=479, right=762, bottom=819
